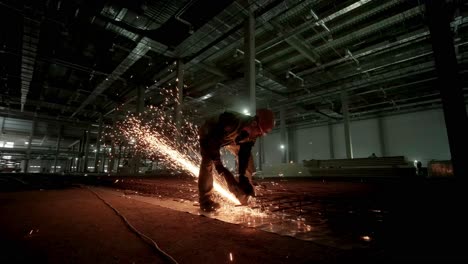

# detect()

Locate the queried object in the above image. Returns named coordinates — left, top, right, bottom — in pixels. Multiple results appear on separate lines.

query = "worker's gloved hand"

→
left=238, top=175, right=255, bottom=197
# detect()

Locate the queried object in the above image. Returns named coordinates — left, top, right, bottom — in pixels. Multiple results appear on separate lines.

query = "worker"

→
left=198, top=108, right=275, bottom=212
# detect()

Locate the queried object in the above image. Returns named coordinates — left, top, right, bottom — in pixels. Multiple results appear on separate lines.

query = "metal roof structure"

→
left=0, top=0, right=467, bottom=169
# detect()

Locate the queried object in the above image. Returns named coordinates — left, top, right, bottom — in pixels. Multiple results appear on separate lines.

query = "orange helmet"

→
left=256, top=108, right=275, bottom=134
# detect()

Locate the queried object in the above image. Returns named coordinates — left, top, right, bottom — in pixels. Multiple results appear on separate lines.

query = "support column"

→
left=377, top=116, right=387, bottom=157
left=108, top=144, right=115, bottom=173
left=94, top=115, right=103, bottom=172
left=109, top=122, right=116, bottom=173
left=101, top=149, right=107, bottom=173
left=66, top=158, right=71, bottom=173
left=68, top=140, right=78, bottom=172
left=53, top=124, right=63, bottom=173
left=341, top=89, right=353, bottom=159
left=328, top=122, right=335, bottom=159
left=244, top=5, right=256, bottom=112
left=83, top=125, right=91, bottom=172
left=130, top=85, right=145, bottom=174
left=77, top=136, right=84, bottom=172
left=288, top=126, right=297, bottom=163
left=24, top=115, right=36, bottom=173
left=244, top=6, right=259, bottom=169
left=426, top=0, right=468, bottom=178
left=280, top=107, right=287, bottom=163
left=117, top=144, right=122, bottom=171
left=71, top=146, right=76, bottom=172
left=0, top=116, right=5, bottom=137
left=76, top=144, right=81, bottom=172
left=79, top=130, right=86, bottom=172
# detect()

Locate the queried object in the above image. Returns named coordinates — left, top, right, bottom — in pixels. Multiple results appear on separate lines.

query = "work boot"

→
left=239, top=176, right=256, bottom=197
left=200, top=199, right=221, bottom=212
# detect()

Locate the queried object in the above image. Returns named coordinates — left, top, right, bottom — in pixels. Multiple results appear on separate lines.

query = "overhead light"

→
left=2, top=142, right=14, bottom=148
left=280, top=144, right=285, bottom=149
left=201, top=93, right=213, bottom=100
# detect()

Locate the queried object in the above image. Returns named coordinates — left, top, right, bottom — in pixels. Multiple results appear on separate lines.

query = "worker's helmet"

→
left=255, top=108, right=275, bottom=134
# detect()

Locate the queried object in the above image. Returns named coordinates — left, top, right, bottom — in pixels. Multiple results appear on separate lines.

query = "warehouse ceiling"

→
left=1, top=0, right=468, bottom=136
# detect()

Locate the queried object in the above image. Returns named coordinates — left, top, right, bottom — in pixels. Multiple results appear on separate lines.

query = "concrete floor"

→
left=1, top=174, right=467, bottom=263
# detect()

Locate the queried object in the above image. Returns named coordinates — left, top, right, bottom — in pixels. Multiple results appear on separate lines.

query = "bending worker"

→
left=198, top=109, right=275, bottom=212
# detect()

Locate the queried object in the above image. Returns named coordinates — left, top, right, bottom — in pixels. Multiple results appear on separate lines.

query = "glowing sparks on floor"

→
left=361, top=235, right=371, bottom=242
left=107, top=95, right=240, bottom=205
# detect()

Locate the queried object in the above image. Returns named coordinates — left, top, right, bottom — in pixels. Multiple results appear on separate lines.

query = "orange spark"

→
left=113, top=110, right=240, bottom=205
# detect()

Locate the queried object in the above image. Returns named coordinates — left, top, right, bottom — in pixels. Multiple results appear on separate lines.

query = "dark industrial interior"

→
left=1, top=0, right=468, bottom=263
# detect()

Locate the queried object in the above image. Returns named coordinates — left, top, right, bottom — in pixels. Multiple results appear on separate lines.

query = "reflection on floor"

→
left=1, top=173, right=467, bottom=263
left=100, top=180, right=378, bottom=250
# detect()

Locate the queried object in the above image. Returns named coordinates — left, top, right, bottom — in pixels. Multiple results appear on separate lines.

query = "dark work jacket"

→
left=199, top=111, right=255, bottom=176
